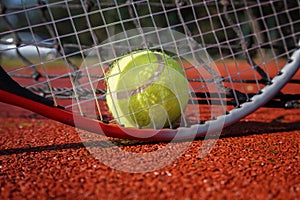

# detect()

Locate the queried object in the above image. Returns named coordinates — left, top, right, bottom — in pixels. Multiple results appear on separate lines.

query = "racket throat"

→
left=0, top=66, right=54, bottom=107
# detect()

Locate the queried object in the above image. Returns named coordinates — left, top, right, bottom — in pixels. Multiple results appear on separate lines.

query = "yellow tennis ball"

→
left=106, top=50, right=189, bottom=129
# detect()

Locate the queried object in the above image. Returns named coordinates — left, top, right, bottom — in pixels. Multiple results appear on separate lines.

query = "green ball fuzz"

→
left=106, top=50, right=190, bottom=129
left=129, top=84, right=181, bottom=128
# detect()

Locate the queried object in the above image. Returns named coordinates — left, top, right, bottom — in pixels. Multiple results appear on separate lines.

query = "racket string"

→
left=1, top=0, right=299, bottom=126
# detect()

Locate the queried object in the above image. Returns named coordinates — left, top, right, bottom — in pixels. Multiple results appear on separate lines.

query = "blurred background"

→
left=1, top=0, right=299, bottom=52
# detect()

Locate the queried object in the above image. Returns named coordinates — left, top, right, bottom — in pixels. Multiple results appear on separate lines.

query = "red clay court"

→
left=1, top=1, right=299, bottom=199
left=0, top=70, right=299, bottom=199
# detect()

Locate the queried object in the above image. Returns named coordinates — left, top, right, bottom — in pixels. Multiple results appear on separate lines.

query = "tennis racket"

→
left=0, top=0, right=299, bottom=141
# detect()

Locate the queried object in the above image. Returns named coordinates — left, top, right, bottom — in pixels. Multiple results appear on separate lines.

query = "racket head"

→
left=0, top=1, right=299, bottom=141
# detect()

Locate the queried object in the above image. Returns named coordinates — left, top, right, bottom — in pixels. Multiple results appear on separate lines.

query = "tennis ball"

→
left=106, top=50, right=189, bottom=129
